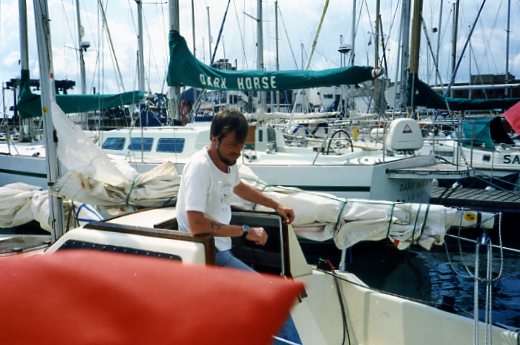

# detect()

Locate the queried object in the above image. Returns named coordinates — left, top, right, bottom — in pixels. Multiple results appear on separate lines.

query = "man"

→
left=176, top=109, right=301, bottom=344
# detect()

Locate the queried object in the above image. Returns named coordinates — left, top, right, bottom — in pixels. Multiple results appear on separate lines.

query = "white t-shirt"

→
left=176, top=148, right=241, bottom=251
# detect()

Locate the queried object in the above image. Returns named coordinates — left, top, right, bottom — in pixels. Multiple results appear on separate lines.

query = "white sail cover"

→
left=51, top=102, right=180, bottom=207
left=233, top=167, right=494, bottom=250
left=0, top=183, right=103, bottom=232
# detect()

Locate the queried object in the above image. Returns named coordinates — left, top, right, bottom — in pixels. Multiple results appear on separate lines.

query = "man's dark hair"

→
left=210, top=109, right=249, bottom=143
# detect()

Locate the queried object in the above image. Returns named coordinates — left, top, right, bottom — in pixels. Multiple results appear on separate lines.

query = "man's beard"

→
left=217, top=145, right=238, bottom=166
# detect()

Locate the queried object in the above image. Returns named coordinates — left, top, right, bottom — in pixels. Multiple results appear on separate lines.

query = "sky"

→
left=1, top=0, right=520, bottom=117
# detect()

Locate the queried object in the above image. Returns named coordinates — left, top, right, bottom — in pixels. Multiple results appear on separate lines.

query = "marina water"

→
left=301, top=212, right=520, bottom=329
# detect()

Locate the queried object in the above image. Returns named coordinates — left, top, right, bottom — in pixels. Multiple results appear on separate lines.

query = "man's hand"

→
left=274, top=204, right=295, bottom=224
left=245, top=227, right=268, bottom=246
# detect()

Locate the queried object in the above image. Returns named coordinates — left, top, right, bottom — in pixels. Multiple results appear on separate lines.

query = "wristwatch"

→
left=242, top=224, right=251, bottom=234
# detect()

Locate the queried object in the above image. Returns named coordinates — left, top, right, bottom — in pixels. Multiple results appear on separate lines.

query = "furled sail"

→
left=408, top=76, right=520, bottom=111
left=17, top=69, right=145, bottom=119
left=167, top=30, right=380, bottom=91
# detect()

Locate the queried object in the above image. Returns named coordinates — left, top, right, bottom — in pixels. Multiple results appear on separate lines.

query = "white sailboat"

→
left=2, top=2, right=519, bottom=343
left=40, top=203, right=519, bottom=345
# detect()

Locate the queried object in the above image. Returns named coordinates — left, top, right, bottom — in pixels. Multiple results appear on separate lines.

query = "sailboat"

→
left=0, top=0, right=144, bottom=190
left=2, top=2, right=519, bottom=344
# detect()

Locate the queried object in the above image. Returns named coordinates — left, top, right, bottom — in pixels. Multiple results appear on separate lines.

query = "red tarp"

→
left=0, top=250, right=304, bottom=345
left=504, top=101, right=520, bottom=134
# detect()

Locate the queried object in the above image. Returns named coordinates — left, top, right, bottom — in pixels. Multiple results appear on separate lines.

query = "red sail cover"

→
left=504, top=101, right=520, bottom=134
left=0, top=250, right=304, bottom=345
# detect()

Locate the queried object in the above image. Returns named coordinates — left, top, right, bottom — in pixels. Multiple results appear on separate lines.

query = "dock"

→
left=387, top=163, right=470, bottom=180
left=430, top=186, right=520, bottom=213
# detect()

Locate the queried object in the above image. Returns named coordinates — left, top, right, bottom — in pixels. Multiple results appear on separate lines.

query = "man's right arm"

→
left=186, top=211, right=268, bottom=245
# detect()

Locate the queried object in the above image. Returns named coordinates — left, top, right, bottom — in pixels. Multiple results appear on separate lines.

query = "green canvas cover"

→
left=408, top=76, right=520, bottom=111
left=17, top=70, right=145, bottom=119
left=167, top=30, right=377, bottom=91
left=461, top=118, right=495, bottom=150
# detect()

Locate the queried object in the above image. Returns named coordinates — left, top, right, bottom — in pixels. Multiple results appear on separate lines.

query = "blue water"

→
left=300, top=223, right=520, bottom=329
left=423, top=242, right=520, bottom=327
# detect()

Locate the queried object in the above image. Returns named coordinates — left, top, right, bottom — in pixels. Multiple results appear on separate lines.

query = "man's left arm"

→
left=234, top=182, right=295, bottom=224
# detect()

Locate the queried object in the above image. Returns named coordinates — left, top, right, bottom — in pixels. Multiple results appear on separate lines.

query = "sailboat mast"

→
left=409, top=0, right=422, bottom=78
left=32, top=0, right=65, bottom=240
left=137, top=0, right=145, bottom=92
left=257, top=0, right=265, bottom=113
left=373, top=0, right=381, bottom=114
left=191, top=0, right=196, bottom=58
left=350, top=0, right=356, bottom=66
left=18, top=0, right=30, bottom=141
left=168, top=0, right=180, bottom=122
left=207, top=6, right=212, bottom=63
left=435, top=1, right=443, bottom=86
left=275, top=0, right=280, bottom=112
left=505, top=0, right=511, bottom=97
left=409, top=0, right=423, bottom=112
left=450, top=1, right=459, bottom=98
left=75, top=0, right=87, bottom=95
left=398, top=0, right=411, bottom=112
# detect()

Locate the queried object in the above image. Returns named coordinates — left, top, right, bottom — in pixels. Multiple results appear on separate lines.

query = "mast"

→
left=274, top=0, right=280, bottom=112
left=374, top=0, right=380, bottom=70
left=75, top=0, right=88, bottom=127
left=207, top=6, right=212, bottom=63
left=435, top=1, right=443, bottom=86
left=257, top=0, right=265, bottom=113
left=350, top=0, right=356, bottom=66
left=409, top=0, right=423, bottom=112
left=450, top=1, right=459, bottom=97
left=137, top=0, right=145, bottom=92
left=75, top=0, right=87, bottom=94
left=398, top=0, right=411, bottom=112
left=191, top=0, right=196, bottom=58
left=505, top=0, right=511, bottom=97
left=33, top=0, right=65, bottom=240
left=18, top=0, right=30, bottom=141
left=168, top=0, right=180, bottom=123
left=373, top=0, right=381, bottom=114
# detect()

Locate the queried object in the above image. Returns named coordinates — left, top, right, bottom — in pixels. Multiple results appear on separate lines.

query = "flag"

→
left=504, top=100, right=520, bottom=134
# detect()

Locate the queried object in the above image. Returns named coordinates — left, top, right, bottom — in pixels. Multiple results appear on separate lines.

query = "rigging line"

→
left=472, top=0, right=502, bottom=76
left=232, top=0, right=248, bottom=70
left=59, top=0, right=77, bottom=63
left=278, top=7, right=298, bottom=69
left=420, top=17, right=443, bottom=86
left=159, top=1, right=168, bottom=95
left=304, top=0, right=330, bottom=70
left=98, top=0, right=126, bottom=92
left=378, top=16, right=388, bottom=77
left=362, top=0, right=374, bottom=48
left=210, top=0, right=232, bottom=65
left=444, top=0, right=487, bottom=97
left=142, top=4, right=167, bottom=94
left=468, top=43, right=490, bottom=99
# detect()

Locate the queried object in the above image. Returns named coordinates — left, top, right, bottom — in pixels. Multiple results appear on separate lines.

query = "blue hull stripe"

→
left=0, top=168, right=47, bottom=179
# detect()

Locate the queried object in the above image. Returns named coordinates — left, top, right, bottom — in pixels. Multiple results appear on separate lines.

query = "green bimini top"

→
left=17, top=69, right=144, bottom=119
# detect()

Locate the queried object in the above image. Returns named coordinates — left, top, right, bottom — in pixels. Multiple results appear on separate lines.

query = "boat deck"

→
left=430, top=186, right=520, bottom=213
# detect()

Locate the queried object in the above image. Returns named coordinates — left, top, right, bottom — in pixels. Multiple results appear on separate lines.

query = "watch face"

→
left=242, top=225, right=250, bottom=233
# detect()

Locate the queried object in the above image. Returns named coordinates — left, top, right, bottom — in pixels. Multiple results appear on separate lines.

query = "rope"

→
left=445, top=212, right=504, bottom=282
left=417, top=202, right=431, bottom=243
left=386, top=203, right=396, bottom=238
left=410, top=204, right=422, bottom=245
left=125, top=177, right=138, bottom=206
left=334, top=200, right=349, bottom=234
